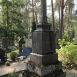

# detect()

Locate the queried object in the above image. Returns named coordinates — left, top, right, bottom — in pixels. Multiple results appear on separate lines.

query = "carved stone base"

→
left=25, top=61, right=66, bottom=77
left=30, top=53, right=58, bottom=65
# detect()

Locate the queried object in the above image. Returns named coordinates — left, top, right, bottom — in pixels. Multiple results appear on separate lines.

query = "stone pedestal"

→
left=25, top=61, right=66, bottom=77
left=25, top=24, right=66, bottom=77
left=30, top=53, right=58, bottom=65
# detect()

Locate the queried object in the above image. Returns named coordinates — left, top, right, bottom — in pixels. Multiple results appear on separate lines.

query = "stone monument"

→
left=25, top=0, right=66, bottom=77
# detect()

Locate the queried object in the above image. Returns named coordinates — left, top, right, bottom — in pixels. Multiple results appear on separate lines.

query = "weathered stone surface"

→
left=25, top=0, right=66, bottom=76
left=26, top=61, right=65, bottom=77
left=30, top=53, right=58, bottom=65
left=39, top=0, right=47, bottom=23
left=36, top=23, right=51, bottom=30
left=32, top=30, right=56, bottom=55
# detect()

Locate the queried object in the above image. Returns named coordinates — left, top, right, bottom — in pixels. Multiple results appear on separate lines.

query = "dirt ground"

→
left=0, top=60, right=26, bottom=75
left=0, top=59, right=77, bottom=77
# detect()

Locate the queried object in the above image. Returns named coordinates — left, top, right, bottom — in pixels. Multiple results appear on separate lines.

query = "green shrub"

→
left=8, top=46, right=17, bottom=52
left=22, top=44, right=25, bottom=47
left=58, top=39, right=70, bottom=47
left=13, top=50, right=19, bottom=53
left=7, top=50, right=19, bottom=59
left=56, top=39, right=77, bottom=65
left=8, top=68, right=20, bottom=77
left=10, top=52, right=17, bottom=60
left=62, top=32, right=70, bottom=41
left=31, top=21, right=36, bottom=33
left=5, top=61, right=10, bottom=66
left=7, top=53, right=10, bottom=59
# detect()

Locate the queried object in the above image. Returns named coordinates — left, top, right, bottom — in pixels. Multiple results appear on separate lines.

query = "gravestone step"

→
left=30, top=53, right=58, bottom=65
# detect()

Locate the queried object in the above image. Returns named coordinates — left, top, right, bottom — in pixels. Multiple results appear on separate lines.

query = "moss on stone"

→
left=29, top=61, right=43, bottom=67
left=28, top=61, right=61, bottom=67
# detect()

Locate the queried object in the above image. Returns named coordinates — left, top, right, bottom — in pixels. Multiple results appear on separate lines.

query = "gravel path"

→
left=0, top=60, right=26, bottom=75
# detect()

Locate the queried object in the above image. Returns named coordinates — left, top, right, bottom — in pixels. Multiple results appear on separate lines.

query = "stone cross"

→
left=40, top=0, right=47, bottom=23
left=25, top=0, right=66, bottom=76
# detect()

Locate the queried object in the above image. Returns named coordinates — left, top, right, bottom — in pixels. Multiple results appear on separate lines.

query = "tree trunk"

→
left=59, top=0, right=61, bottom=38
left=60, top=0, right=64, bottom=39
left=67, top=1, right=70, bottom=35
left=35, top=0, right=38, bottom=23
left=26, top=1, right=28, bottom=33
left=59, top=0, right=68, bottom=39
left=32, top=0, right=35, bottom=21
left=6, top=2, right=8, bottom=37
left=51, top=0, right=55, bottom=32
left=28, top=9, right=30, bottom=38
left=70, top=6, right=73, bottom=39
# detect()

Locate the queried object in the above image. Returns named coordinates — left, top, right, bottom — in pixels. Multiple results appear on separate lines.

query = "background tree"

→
left=0, top=0, right=27, bottom=45
left=51, top=0, right=55, bottom=32
left=54, top=0, right=74, bottom=39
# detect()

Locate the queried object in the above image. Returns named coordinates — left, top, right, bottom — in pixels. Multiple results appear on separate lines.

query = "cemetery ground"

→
left=0, top=59, right=26, bottom=76
left=0, top=56, right=77, bottom=77
left=0, top=41, right=77, bottom=77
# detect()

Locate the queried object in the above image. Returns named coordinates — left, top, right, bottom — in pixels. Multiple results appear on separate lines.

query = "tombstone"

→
left=2, top=37, right=9, bottom=48
left=19, top=37, right=23, bottom=52
left=0, top=49, right=7, bottom=63
left=2, top=37, right=9, bottom=59
left=25, top=38, right=32, bottom=48
left=25, top=0, right=66, bottom=77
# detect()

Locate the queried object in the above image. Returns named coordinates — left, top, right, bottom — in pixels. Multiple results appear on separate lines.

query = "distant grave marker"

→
left=26, top=38, right=32, bottom=48
left=2, top=37, right=9, bottom=47
left=19, top=37, right=23, bottom=52
left=0, top=49, right=7, bottom=63
left=2, top=37, right=9, bottom=59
